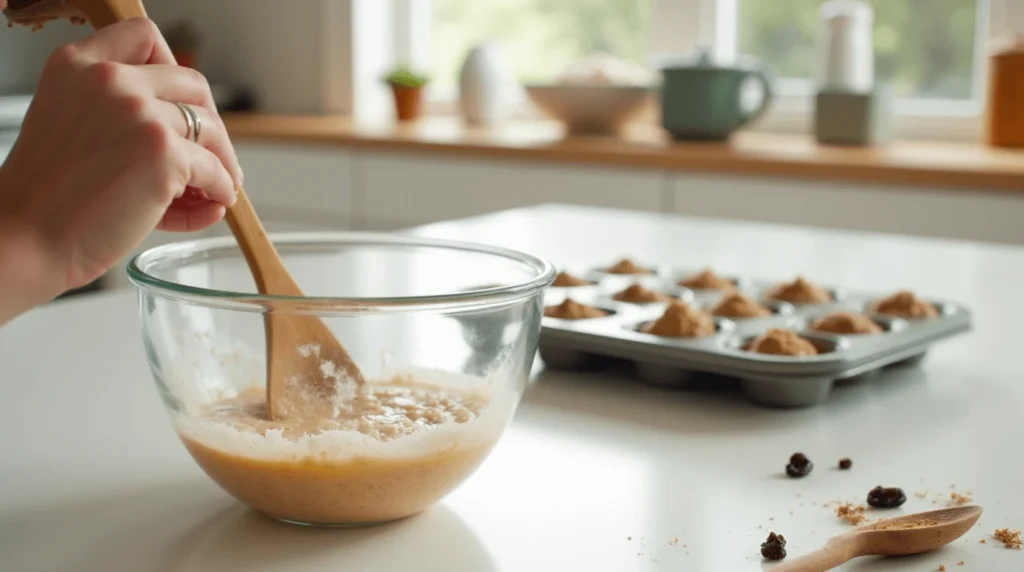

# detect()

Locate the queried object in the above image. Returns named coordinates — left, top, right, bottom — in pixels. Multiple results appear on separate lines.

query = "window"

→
left=429, top=0, right=651, bottom=95
left=734, top=0, right=983, bottom=103
left=409, top=0, right=1019, bottom=138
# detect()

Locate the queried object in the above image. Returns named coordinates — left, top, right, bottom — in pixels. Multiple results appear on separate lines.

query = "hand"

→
left=0, top=18, right=242, bottom=304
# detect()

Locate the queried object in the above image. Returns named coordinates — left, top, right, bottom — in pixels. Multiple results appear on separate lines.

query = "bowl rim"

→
left=127, top=231, right=556, bottom=314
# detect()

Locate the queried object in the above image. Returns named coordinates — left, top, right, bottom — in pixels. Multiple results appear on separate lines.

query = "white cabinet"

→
left=671, top=173, right=1024, bottom=245
left=235, top=142, right=354, bottom=224
left=356, top=152, right=666, bottom=229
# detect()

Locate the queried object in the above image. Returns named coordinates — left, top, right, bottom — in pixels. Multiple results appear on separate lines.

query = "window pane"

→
left=737, top=0, right=979, bottom=100
left=431, top=0, right=651, bottom=92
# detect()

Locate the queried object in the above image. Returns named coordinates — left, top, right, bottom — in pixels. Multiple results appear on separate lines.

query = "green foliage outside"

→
left=432, top=0, right=978, bottom=100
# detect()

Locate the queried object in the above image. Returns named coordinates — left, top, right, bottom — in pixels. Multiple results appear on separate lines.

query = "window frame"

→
left=404, top=0, right=1020, bottom=141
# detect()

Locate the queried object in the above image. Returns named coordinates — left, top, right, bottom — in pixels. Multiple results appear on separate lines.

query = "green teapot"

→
left=660, top=49, right=774, bottom=141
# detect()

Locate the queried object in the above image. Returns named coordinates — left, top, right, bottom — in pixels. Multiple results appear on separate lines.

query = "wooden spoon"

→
left=7, top=0, right=366, bottom=420
left=773, top=505, right=983, bottom=572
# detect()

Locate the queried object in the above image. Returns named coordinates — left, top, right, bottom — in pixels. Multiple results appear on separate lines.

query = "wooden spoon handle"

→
left=773, top=537, right=860, bottom=572
left=223, top=187, right=302, bottom=295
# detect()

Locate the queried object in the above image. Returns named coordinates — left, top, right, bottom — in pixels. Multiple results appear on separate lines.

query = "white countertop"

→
left=3, top=204, right=1023, bottom=571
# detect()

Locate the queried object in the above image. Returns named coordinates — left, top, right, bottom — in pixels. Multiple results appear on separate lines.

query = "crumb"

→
left=949, top=492, right=972, bottom=506
left=769, top=517, right=774, bottom=521
left=938, top=565, right=947, bottom=571
left=627, top=536, right=632, bottom=541
left=980, top=538, right=987, bottom=544
left=836, top=503, right=868, bottom=526
left=957, top=561, right=965, bottom=566
left=789, top=511, right=794, bottom=516
left=915, top=491, right=929, bottom=499
left=839, top=458, right=852, bottom=470
left=668, top=537, right=679, bottom=546
left=993, top=528, right=1023, bottom=549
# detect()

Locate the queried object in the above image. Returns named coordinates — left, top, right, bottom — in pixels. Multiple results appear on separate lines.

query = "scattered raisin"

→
left=867, top=486, right=907, bottom=509
left=786, top=453, right=813, bottom=478
left=761, top=532, right=787, bottom=561
left=839, top=458, right=852, bottom=470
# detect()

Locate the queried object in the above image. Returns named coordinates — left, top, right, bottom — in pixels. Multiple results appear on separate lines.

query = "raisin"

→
left=761, top=532, right=787, bottom=561
left=867, top=486, right=907, bottom=509
left=785, top=452, right=813, bottom=478
left=839, top=458, right=852, bottom=470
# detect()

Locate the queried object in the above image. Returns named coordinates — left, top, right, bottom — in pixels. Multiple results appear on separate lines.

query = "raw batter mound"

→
left=613, top=283, right=672, bottom=304
left=711, top=292, right=772, bottom=318
left=544, top=298, right=608, bottom=319
left=748, top=328, right=819, bottom=356
left=871, top=290, right=939, bottom=319
left=766, top=276, right=833, bottom=304
left=642, top=301, right=716, bottom=338
left=603, top=258, right=652, bottom=275
left=810, top=312, right=883, bottom=334
left=679, top=268, right=735, bottom=291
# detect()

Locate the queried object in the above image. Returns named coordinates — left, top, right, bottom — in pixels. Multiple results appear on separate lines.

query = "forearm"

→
left=0, top=224, right=55, bottom=325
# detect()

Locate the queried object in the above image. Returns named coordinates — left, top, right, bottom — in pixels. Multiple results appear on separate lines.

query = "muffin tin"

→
left=539, top=266, right=972, bottom=408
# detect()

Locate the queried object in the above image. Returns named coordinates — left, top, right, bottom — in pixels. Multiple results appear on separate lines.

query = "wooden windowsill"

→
left=222, top=114, right=1024, bottom=192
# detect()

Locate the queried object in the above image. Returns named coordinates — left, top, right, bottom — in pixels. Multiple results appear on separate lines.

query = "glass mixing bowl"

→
left=128, top=232, right=555, bottom=526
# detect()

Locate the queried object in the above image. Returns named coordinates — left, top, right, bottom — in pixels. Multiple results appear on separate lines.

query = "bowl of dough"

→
left=128, top=232, right=555, bottom=526
left=525, top=52, right=656, bottom=135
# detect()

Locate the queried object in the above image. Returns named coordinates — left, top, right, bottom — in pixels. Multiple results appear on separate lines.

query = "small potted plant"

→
left=383, top=66, right=429, bottom=121
left=163, top=21, right=199, bottom=70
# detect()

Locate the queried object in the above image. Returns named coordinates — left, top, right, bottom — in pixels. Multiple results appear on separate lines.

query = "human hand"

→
left=0, top=18, right=242, bottom=301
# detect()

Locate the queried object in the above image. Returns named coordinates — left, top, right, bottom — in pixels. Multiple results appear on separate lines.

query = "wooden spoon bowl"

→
left=774, top=505, right=983, bottom=571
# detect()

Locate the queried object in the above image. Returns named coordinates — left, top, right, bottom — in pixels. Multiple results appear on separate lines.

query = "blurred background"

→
left=0, top=0, right=1021, bottom=295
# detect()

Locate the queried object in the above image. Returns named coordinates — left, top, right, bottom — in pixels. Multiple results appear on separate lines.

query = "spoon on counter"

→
left=773, top=505, right=983, bottom=572
left=5, top=0, right=366, bottom=420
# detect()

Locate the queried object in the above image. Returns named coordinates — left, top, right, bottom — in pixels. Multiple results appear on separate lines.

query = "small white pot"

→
left=458, top=43, right=511, bottom=126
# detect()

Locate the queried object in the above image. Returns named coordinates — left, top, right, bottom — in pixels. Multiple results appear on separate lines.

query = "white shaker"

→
left=819, top=0, right=874, bottom=92
left=458, top=43, right=512, bottom=126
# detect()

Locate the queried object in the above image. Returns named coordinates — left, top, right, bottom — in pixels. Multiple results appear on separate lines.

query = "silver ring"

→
left=175, top=102, right=200, bottom=143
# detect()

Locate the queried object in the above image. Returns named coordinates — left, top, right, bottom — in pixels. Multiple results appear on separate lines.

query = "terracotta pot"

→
left=173, top=50, right=198, bottom=70
left=391, top=85, right=424, bottom=121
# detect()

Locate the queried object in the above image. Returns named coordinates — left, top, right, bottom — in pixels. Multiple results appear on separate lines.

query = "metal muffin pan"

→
left=540, top=267, right=972, bottom=408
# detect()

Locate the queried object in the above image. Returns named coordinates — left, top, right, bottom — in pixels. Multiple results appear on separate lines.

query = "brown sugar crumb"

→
left=642, top=301, right=716, bottom=338
left=949, top=492, right=973, bottom=506
left=938, top=565, right=947, bottom=572
left=957, top=561, right=965, bottom=566
left=544, top=298, right=608, bottom=320
left=870, top=518, right=938, bottom=531
left=552, top=271, right=592, bottom=287
left=836, top=503, right=868, bottom=526
left=668, top=537, right=679, bottom=546
left=604, top=258, right=652, bottom=275
left=679, top=268, right=735, bottom=291
left=993, top=528, right=1023, bottom=549
left=838, top=458, right=853, bottom=470
left=980, top=538, right=987, bottom=544
left=613, top=283, right=672, bottom=304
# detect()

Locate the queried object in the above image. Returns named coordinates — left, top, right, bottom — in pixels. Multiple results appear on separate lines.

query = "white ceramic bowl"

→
left=524, top=84, right=655, bottom=135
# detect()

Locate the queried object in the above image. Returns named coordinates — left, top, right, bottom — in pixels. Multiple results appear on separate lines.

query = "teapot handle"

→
left=739, top=67, right=774, bottom=127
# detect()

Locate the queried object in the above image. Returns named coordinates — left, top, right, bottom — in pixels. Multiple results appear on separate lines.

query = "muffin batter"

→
left=748, top=329, right=819, bottom=356
left=679, top=269, right=735, bottom=291
left=767, top=276, right=833, bottom=304
left=643, top=301, right=716, bottom=338
left=176, top=374, right=507, bottom=525
left=613, top=283, right=672, bottom=304
left=552, top=271, right=592, bottom=287
left=711, top=292, right=772, bottom=318
left=544, top=298, right=608, bottom=319
left=811, top=311, right=883, bottom=335
left=872, top=290, right=939, bottom=319
left=604, top=258, right=652, bottom=275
